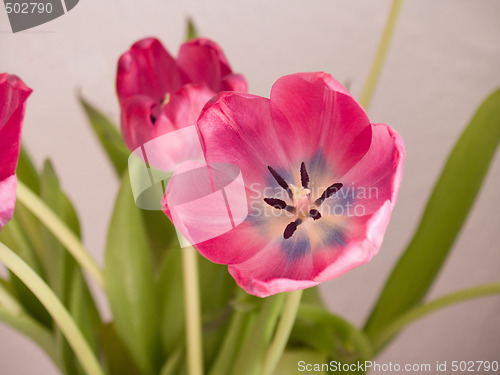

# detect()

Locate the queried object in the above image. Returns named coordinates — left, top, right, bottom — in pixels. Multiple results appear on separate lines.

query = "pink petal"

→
left=120, top=84, right=214, bottom=152
left=177, top=38, right=233, bottom=92
left=0, top=73, right=31, bottom=231
left=220, top=73, right=248, bottom=93
left=0, top=175, right=17, bottom=231
left=162, top=160, right=268, bottom=264
left=326, top=123, right=405, bottom=216
left=116, top=38, right=182, bottom=105
left=197, top=92, right=290, bottom=185
left=270, top=72, right=372, bottom=178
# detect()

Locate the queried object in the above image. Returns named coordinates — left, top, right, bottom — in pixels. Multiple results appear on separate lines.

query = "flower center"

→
left=264, top=162, right=342, bottom=239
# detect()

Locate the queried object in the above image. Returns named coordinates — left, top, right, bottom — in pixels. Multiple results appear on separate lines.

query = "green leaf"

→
left=185, top=17, right=198, bottom=41
left=0, top=213, right=52, bottom=328
left=100, top=323, right=142, bottom=375
left=364, top=89, right=500, bottom=341
left=104, top=171, right=161, bottom=375
left=78, top=96, right=130, bottom=176
left=17, top=146, right=40, bottom=194
left=158, top=246, right=185, bottom=357
left=297, top=305, right=373, bottom=365
left=199, top=255, right=236, bottom=369
left=39, top=160, right=101, bottom=375
left=141, top=209, right=178, bottom=267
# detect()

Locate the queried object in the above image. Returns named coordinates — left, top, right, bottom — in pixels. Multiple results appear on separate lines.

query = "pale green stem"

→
left=208, top=309, right=245, bottom=375
left=182, top=245, right=203, bottom=375
left=16, top=181, right=105, bottom=289
left=262, top=290, right=303, bottom=375
left=372, top=282, right=500, bottom=353
left=359, top=0, right=404, bottom=110
left=0, top=242, right=104, bottom=375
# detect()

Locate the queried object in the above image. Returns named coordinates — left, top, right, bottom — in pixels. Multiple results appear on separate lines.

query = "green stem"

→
left=372, top=282, right=500, bottom=353
left=208, top=309, right=245, bottom=375
left=233, top=293, right=286, bottom=375
left=16, top=181, right=105, bottom=289
left=182, top=245, right=203, bottom=375
left=0, top=242, right=104, bottom=375
left=262, top=290, right=303, bottom=375
left=359, top=0, right=404, bottom=110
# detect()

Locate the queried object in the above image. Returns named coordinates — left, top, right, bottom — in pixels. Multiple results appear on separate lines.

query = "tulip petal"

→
left=0, top=73, right=31, bottom=231
left=0, top=175, right=17, bottom=229
left=117, top=38, right=182, bottom=105
left=177, top=38, right=233, bottom=92
left=197, top=92, right=291, bottom=184
left=322, top=123, right=405, bottom=216
left=270, top=72, right=372, bottom=178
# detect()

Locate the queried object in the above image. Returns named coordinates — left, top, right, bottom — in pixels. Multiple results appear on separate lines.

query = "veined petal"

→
left=0, top=175, right=17, bottom=230
left=0, top=73, right=31, bottom=231
left=177, top=38, right=233, bottom=92
left=197, top=92, right=290, bottom=185
left=117, top=38, right=182, bottom=105
left=220, top=73, right=248, bottom=93
left=270, top=72, right=372, bottom=178
left=323, top=123, right=405, bottom=216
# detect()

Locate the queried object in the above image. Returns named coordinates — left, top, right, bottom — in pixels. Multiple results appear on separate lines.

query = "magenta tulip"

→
left=117, top=37, right=247, bottom=152
left=0, top=73, right=32, bottom=231
left=163, top=72, right=405, bottom=297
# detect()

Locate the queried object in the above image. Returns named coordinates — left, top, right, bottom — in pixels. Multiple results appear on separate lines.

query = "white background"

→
left=1, top=0, right=500, bottom=373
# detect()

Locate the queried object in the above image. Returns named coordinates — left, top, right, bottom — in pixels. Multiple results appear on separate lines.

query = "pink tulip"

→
left=0, top=73, right=32, bottom=231
left=117, top=37, right=247, bottom=152
left=163, top=72, right=405, bottom=297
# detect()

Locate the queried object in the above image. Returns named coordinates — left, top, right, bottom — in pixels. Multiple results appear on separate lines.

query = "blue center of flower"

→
left=264, top=162, right=343, bottom=239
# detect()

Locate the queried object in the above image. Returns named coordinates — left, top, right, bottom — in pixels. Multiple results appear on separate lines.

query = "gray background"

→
left=1, top=0, right=500, bottom=373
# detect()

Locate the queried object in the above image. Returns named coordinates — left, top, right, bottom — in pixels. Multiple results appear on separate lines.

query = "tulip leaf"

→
left=17, top=146, right=40, bottom=194
left=185, top=17, right=198, bottom=41
left=78, top=96, right=130, bottom=176
left=364, top=89, right=500, bottom=342
left=0, top=213, right=51, bottom=328
left=296, top=305, right=373, bottom=365
left=104, top=171, right=161, bottom=375
left=39, top=159, right=101, bottom=375
left=158, top=246, right=185, bottom=357
left=100, top=323, right=142, bottom=375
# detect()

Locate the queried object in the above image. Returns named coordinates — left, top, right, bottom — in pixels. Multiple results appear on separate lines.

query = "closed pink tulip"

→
left=117, top=37, right=247, bottom=152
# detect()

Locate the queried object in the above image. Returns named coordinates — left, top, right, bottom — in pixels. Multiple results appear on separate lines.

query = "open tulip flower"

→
left=163, top=72, right=405, bottom=297
left=117, top=37, right=248, bottom=152
left=0, top=73, right=31, bottom=231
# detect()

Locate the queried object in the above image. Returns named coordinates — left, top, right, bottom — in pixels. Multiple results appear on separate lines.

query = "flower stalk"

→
left=359, top=0, right=404, bottom=110
left=182, top=245, right=204, bottom=375
left=262, top=289, right=303, bottom=375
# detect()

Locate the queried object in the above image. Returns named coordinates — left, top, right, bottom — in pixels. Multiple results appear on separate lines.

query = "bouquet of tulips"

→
left=1, top=6, right=499, bottom=375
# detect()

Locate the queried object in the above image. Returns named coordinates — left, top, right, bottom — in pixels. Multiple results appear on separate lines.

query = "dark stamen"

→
left=284, top=219, right=302, bottom=239
left=300, top=162, right=309, bottom=189
left=263, top=198, right=296, bottom=213
left=150, top=114, right=157, bottom=124
left=268, top=166, right=293, bottom=200
left=314, top=183, right=343, bottom=206
left=309, top=209, right=321, bottom=220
